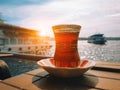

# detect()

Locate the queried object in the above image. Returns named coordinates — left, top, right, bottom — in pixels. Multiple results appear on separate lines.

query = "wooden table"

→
left=0, top=62, right=120, bottom=90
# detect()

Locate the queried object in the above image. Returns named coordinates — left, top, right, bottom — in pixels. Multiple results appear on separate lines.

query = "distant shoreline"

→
left=79, top=37, right=120, bottom=40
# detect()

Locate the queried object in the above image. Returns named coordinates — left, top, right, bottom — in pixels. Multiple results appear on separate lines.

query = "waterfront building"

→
left=0, top=19, right=52, bottom=56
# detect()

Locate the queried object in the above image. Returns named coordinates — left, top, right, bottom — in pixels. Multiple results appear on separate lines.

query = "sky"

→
left=0, top=0, right=120, bottom=37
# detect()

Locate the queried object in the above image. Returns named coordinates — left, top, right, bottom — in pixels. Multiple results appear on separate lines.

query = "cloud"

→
left=0, top=0, right=120, bottom=37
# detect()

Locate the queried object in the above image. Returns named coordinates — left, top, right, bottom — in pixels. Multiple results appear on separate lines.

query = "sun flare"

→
left=38, top=31, right=47, bottom=36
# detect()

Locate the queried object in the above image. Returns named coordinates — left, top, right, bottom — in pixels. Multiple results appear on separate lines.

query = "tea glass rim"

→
left=52, top=24, right=81, bottom=33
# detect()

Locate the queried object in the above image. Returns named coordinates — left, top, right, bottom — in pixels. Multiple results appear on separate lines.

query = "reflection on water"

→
left=51, top=40, right=120, bottom=63
left=78, top=41, right=120, bottom=62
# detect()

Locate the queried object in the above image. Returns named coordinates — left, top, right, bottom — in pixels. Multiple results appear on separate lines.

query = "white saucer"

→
left=37, top=58, right=96, bottom=78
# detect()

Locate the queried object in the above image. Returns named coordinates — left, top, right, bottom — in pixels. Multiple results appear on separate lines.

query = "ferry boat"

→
left=0, top=18, right=52, bottom=57
left=88, top=34, right=107, bottom=44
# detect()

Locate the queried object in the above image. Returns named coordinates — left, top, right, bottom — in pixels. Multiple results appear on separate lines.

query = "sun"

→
left=38, top=31, right=47, bottom=36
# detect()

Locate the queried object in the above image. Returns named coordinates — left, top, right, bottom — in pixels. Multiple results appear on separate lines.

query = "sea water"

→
left=78, top=40, right=120, bottom=62
left=1, top=40, right=120, bottom=76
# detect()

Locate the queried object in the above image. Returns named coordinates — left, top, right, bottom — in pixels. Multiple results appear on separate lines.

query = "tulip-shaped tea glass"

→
left=52, top=24, right=81, bottom=68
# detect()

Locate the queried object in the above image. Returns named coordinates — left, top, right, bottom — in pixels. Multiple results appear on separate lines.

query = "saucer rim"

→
left=37, top=58, right=96, bottom=69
